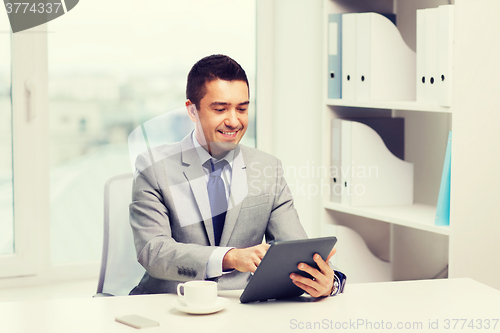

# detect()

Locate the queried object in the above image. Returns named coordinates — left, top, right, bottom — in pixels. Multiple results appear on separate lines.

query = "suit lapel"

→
left=220, top=145, right=248, bottom=247
left=179, top=135, right=249, bottom=247
left=180, top=134, right=215, bottom=246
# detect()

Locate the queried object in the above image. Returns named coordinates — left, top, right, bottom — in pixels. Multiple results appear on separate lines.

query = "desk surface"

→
left=1, top=278, right=499, bottom=333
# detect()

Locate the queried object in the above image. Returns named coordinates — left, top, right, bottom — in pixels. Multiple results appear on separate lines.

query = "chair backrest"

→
left=95, top=173, right=145, bottom=296
left=95, top=108, right=193, bottom=297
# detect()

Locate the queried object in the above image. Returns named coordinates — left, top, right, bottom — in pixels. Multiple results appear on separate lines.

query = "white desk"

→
left=1, top=278, right=499, bottom=332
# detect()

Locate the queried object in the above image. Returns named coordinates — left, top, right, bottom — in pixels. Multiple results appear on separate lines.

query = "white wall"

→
left=449, top=0, right=500, bottom=290
left=258, top=0, right=324, bottom=238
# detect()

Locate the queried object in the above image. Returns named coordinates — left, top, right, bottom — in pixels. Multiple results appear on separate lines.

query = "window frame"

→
left=0, top=25, right=47, bottom=280
left=1, top=24, right=103, bottom=286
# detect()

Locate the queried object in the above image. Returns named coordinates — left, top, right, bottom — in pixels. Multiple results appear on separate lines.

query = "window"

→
left=0, top=0, right=258, bottom=284
left=48, top=0, right=256, bottom=264
left=0, top=14, right=13, bottom=256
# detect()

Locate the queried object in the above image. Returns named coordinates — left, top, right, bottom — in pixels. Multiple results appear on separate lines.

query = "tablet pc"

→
left=239, top=236, right=337, bottom=303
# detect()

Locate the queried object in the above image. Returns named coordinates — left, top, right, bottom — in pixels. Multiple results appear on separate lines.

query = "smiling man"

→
left=129, top=55, right=344, bottom=298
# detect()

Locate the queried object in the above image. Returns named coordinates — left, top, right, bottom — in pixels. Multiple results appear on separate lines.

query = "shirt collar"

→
left=192, top=130, right=234, bottom=169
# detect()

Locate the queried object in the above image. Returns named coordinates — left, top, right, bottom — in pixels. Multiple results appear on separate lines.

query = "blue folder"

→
left=328, top=14, right=342, bottom=99
left=435, top=131, right=452, bottom=226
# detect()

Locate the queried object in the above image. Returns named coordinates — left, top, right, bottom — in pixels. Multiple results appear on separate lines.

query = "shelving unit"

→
left=321, top=0, right=500, bottom=290
left=262, top=0, right=500, bottom=289
left=321, top=0, right=454, bottom=283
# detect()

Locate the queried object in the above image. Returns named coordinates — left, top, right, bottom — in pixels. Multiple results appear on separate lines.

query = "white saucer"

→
left=173, top=297, right=230, bottom=315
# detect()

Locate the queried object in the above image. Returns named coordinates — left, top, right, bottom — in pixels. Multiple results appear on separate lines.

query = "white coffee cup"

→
left=176, top=281, right=218, bottom=308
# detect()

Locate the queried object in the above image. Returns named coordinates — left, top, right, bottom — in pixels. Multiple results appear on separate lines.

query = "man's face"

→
left=187, top=79, right=249, bottom=158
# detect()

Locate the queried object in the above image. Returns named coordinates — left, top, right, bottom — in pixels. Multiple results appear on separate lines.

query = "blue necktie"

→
left=205, top=159, right=228, bottom=246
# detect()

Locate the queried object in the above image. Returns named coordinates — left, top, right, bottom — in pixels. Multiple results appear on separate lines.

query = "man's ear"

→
left=186, top=100, right=198, bottom=123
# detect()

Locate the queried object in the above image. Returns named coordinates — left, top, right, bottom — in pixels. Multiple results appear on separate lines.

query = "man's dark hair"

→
left=186, top=54, right=249, bottom=110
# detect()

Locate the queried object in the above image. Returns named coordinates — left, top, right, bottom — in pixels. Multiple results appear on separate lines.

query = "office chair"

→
left=95, top=108, right=194, bottom=297
left=94, top=173, right=145, bottom=297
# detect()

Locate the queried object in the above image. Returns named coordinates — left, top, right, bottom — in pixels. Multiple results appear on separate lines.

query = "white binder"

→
left=341, top=13, right=357, bottom=100
left=355, top=13, right=416, bottom=101
left=438, top=5, right=454, bottom=107
left=340, top=120, right=352, bottom=205
left=355, top=13, right=371, bottom=101
left=424, top=8, right=439, bottom=104
left=333, top=119, right=413, bottom=206
left=416, top=9, right=426, bottom=103
left=350, top=120, right=413, bottom=206
left=331, top=119, right=342, bottom=203
left=328, top=14, right=342, bottom=99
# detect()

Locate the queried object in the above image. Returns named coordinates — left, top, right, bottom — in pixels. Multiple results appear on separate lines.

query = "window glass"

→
left=0, top=14, right=14, bottom=255
left=49, top=0, right=256, bottom=263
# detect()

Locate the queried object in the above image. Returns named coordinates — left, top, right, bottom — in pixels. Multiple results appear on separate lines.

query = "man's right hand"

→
left=222, top=243, right=270, bottom=273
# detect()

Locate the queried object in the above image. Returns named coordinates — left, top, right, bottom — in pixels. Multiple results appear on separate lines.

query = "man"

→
left=130, top=54, right=344, bottom=298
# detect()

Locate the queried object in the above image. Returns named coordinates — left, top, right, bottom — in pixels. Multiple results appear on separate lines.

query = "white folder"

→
left=355, top=13, right=416, bottom=101
left=355, top=13, right=371, bottom=101
left=340, top=120, right=352, bottom=205
left=350, top=120, right=413, bottom=206
left=438, top=5, right=454, bottom=107
left=341, top=13, right=356, bottom=100
left=416, top=9, right=426, bottom=103
left=331, top=119, right=342, bottom=203
left=328, top=14, right=342, bottom=99
left=333, top=119, right=414, bottom=207
left=424, top=8, right=439, bottom=104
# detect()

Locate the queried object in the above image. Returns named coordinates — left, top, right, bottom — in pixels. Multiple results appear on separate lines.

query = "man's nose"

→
left=224, top=109, right=240, bottom=128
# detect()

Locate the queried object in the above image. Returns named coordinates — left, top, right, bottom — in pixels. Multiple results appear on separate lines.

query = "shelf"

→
left=326, top=99, right=452, bottom=113
left=323, top=201, right=450, bottom=236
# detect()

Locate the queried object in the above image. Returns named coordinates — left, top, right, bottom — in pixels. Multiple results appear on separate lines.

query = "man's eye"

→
left=215, top=108, right=225, bottom=112
left=238, top=108, right=248, bottom=112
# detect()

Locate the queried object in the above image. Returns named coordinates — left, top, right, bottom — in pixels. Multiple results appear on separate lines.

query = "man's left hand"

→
left=289, top=248, right=337, bottom=298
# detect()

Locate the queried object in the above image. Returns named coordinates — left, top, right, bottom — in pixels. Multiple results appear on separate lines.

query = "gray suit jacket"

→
left=129, top=133, right=307, bottom=294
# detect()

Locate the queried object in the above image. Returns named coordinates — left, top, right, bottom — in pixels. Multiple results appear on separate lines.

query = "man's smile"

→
left=218, top=129, right=240, bottom=139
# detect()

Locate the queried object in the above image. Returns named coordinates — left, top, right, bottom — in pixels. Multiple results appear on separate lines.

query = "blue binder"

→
left=328, top=14, right=342, bottom=99
left=435, top=131, right=452, bottom=226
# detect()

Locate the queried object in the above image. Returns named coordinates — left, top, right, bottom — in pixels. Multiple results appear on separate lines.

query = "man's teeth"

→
left=221, top=131, right=237, bottom=135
